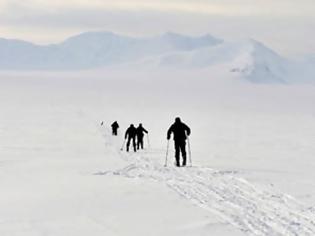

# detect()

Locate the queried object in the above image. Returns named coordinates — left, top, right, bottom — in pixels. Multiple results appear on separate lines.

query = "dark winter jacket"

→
left=167, top=121, right=191, bottom=141
left=125, top=125, right=137, bottom=139
left=111, top=121, right=119, bottom=129
left=136, top=126, right=148, bottom=138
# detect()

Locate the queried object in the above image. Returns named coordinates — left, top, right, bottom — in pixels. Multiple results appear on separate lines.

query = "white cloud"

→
left=1, top=0, right=314, bottom=17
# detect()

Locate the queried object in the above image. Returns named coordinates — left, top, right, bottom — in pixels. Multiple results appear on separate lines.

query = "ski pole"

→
left=164, top=140, right=170, bottom=167
left=146, top=133, right=151, bottom=149
left=187, top=137, right=192, bottom=167
left=120, top=139, right=126, bottom=151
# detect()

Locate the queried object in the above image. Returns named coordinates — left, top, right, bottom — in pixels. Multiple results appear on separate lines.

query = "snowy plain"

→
left=0, top=65, right=315, bottom=236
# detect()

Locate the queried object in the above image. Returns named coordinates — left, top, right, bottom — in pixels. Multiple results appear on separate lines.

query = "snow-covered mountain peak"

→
left=158, top=32, right=223, bottom=50
left=227, top=39, right=289, bottom=83
left=247, top=39, right=284, bottom=61
left=62, top=31, right=131, bottom=43
left=0, top=31, right=224, bottom=70
left=0, top=32, right=314, bottom=84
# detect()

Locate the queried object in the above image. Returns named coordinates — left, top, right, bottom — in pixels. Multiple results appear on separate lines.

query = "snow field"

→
left=0, top=71, right=315, bottom=235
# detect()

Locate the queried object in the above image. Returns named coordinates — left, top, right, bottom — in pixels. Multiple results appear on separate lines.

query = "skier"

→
left=125, top=124, right=137, bottom=152
left=167, top=117, right=191, bottom=167
left=136, top=123, right=148, bottom=150
left=111, top=121, right=119, bottom=136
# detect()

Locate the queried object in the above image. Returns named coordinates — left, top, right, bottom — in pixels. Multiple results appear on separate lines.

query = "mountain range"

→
left=0, top=31, right=314, bottom=84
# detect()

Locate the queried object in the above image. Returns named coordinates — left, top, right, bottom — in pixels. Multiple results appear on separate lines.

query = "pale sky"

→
left=0, top=0, right=314, bottom=56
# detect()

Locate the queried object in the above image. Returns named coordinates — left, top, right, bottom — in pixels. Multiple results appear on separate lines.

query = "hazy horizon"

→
left=0, top=0, right=314, bottom=57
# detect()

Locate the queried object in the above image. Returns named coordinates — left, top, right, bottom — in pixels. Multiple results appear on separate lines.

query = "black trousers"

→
left=137, top=136, right=144, bottom=150
left=174, top=139, right=186, bottom=166
left=126, top=137, right=136, bottom=152
left=112, top=129, right=118, bottom=136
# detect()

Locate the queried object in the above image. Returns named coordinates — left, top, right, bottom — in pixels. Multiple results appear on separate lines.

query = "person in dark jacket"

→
left=136, top=123, right=148, bottom=150
left=167, top=117, right=191, bottom=167
left=111, top=121, right=119, bottom=136
left=125, top=124, right=137, bottom=152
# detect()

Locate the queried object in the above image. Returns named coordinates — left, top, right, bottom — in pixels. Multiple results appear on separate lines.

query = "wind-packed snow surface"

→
left=0, top=68, right=315, bottom=235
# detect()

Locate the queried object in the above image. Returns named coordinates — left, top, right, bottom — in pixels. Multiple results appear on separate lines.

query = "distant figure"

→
left=167, top=117, right=191, bottom=167
left=111, top=121, right=119, bottom=136
left=136, top=123, right=148, bottom=150
left=125, top=124, right=137, bottom=152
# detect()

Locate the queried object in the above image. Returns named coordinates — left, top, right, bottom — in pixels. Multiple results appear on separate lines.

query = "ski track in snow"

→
left=97, top=128, right=315, bottom=236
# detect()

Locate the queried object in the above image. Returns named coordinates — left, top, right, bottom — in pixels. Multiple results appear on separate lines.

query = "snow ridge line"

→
left=97, top=129, right=315, bottom=236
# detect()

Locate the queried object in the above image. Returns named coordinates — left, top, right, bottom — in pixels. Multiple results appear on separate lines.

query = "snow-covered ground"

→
left=0, top=68, right=315, bottom=235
